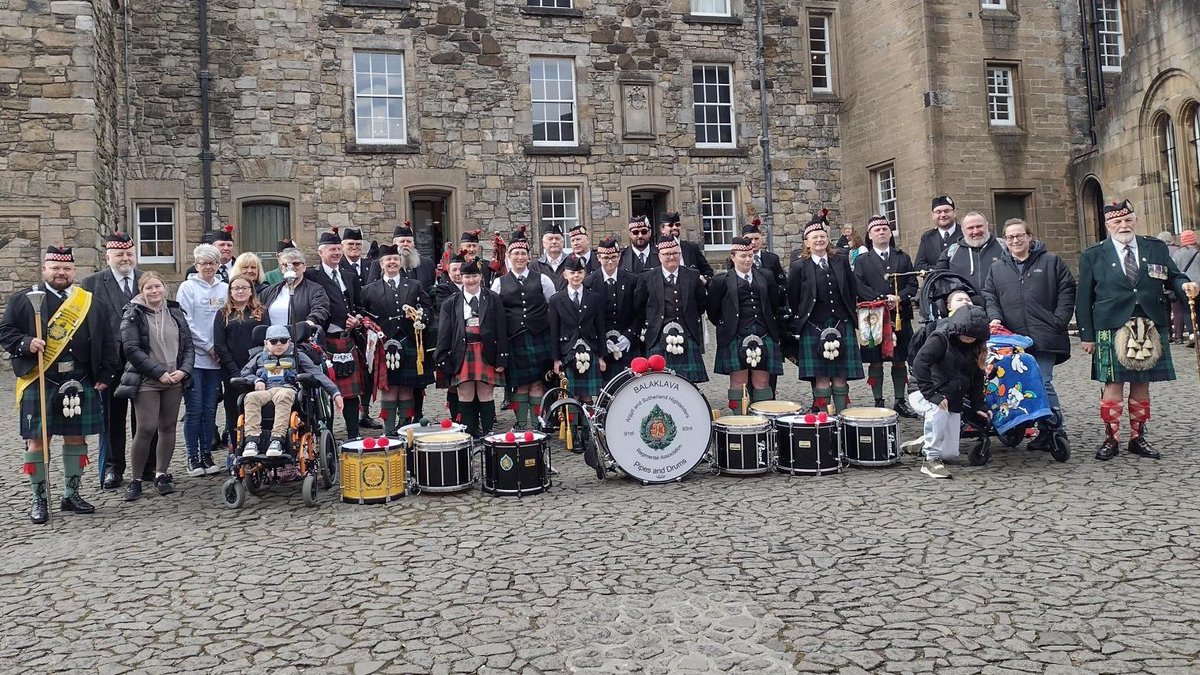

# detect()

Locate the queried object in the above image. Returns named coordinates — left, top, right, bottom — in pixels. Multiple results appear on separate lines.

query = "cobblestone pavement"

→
left=1, top=341, right=1199, bottom=673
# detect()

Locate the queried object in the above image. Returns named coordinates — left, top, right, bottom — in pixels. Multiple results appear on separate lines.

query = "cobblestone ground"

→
left=1, top=341, right=1199, bottom=673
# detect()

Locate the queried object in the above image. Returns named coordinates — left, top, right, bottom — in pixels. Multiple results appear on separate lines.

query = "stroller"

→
left=913, top=270, right=1068, bottom=465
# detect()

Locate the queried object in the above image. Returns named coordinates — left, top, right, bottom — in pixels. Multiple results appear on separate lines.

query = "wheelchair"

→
left=221, top=323, right=339, bottom=508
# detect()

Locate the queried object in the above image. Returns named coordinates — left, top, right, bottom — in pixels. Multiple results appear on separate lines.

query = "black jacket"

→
left=786, top=254, right=863, bottom=331
left=259, top=279, right=331, bottom=328
left=213, top=306, right=268, bottom=378
left=548, top=286, right=605, bottom=359
left=724, top=250, right=787, bottom=289
left=853, top=247, right=917, bottom=319
left=0, top=284, right=121, bottom=387
left=618, top=246, right=659, bottom=276
left=936, top=235, right=1006, bottom=302
left=914, top=224, right=961, bottom=271
left=583, top=269, right=640, bottom=354
left=982, top=242, right=1077, bottom=364
left=367, top=254, right=436, bottom=289
left=910, top=306, right=989, bottom=413
left=80, top=268, right=141, bottom=359
left=680, top=240, right=714, bottom=278
left=634, top=266, right=708, bottom=348
left=360, top=276, right=431, bottom=344
left=707, top=268, right=782, bottom=346
left=305, top=265, right=359, bottom=332
left=115, top=298, right=195, bottom=399
left=434, top=289, right=509, bottom=377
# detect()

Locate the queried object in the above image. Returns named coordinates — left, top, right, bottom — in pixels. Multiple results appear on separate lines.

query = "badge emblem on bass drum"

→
left=640, top=405, right=677, bottom=450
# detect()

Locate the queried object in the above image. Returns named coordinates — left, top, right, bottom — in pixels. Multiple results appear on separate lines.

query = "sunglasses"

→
left=629, top=227, right=650, bottom=235
left=267, top=338, right=290, bottom=345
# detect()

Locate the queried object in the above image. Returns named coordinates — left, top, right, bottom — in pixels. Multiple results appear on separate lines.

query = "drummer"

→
left=434, top=259, right=507, bottom=438
left=708, top=236, right=784, bottom=411
left=585, top=236, right=639, bottom=379
left=359, top=244, right=432, bottom=434
left=431, top=251, right=466, bottom=422
left=786, top=211, right=864, bottom=413
left=634, top=236, right=709, bottom=383
left=854, top=215, right=919, bottom=418
left=549, top=256, right=606, bottom=402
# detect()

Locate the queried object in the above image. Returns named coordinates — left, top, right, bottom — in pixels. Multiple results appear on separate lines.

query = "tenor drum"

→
left=482, top=431, right=551, bottom=496
left=712, top=415, right=772, bottom=475
left=748, top=400, right=804, bottom=425
left=340, top=438, right=406, bottom=503
left=840, top=407, right=901, bottom=467
left=774, top=414, right=841, bottom=476
left=412, top=432, right=475, bottom=492
left=594, top=369, right=712, bottom=484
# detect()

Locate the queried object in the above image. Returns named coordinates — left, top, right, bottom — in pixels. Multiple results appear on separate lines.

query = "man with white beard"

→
left=935, top=211, right=1005, bottom=306
left=1077, top=199, right=1199, bottom=461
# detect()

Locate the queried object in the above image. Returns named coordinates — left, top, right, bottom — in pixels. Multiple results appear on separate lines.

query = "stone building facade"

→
left=2, top=0, right=1112, bottom=286
left=1070, top=0, right=1200, bottom=244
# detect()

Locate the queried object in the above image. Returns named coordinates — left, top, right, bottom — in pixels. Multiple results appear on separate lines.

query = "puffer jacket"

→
left=936, top=235, right=1006, bottom=303
left=982, top=241, right=1077, bottom=364
left=114, top=296, right=195, bottom=399
left=909, top=305, right=989, bottom=413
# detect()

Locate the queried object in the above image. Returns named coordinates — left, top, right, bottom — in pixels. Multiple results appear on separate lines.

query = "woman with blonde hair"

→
left=231, top=252, right=268, bottom=296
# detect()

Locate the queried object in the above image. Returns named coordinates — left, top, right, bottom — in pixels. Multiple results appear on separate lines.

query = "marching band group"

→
left=3, top=195, right=1197, bottom=523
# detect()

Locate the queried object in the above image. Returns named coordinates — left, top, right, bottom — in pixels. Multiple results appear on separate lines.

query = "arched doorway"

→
left=1080, top=177, right=1105, bottom=244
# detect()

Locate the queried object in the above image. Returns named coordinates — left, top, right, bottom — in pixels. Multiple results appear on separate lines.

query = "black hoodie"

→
left=910, top=305, right=989, bottom=413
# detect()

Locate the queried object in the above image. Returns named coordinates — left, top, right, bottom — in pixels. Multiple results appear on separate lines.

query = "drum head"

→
left=841, top=406, right=898, bottom=423
left=417, top=432, right=471, bottom=445
left=399, top=422, right=466, bottom=437
left=715, top=415, right=769, bottom=428
left=749, top=400, right=803, bottom=414
left=484, top=431, right=548, bottom=444
left=341, top=438, right=401, bottom=451
left=776, top=413, right=837, bottom=428
left=603, top=371, right=712, bottom=483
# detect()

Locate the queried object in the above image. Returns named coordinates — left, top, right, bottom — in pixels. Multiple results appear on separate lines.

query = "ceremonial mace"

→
left=1189, top=295, right=1200, bottom=381
left=26, top=286, right=52, bottom=522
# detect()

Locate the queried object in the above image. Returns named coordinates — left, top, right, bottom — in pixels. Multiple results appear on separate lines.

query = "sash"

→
left=15, top=287, right=93, bottom=410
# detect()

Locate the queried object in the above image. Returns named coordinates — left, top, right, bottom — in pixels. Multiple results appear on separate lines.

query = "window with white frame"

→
left=986, top=66, right=1017, bottom=127
left=1159, top=116, right=1184, bottom=233
left=981, top=0, right=1006, bottom=9
left=1096, top=0, right=1124, bottom=73
left=809, top=14, right=832, bottom=94
left=539, top=187, right=580, bottom=232
left=700, top=187, right=737, bottom=248
left=528, top=0, right=572, bottom=7
left=530, top=57, right=578, bottom=146
left=873, top=166, right=898, bottom=232
left=693, top=65, right=735, bottom=147
left=135, top=204, right=176, bottom=264
left=353, top=51, right=407, bottom=144
left=691, top=0, right=731, bottom=16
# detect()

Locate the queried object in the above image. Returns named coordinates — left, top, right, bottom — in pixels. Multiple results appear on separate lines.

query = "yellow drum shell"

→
left=340, top=441, right=406, bottom=504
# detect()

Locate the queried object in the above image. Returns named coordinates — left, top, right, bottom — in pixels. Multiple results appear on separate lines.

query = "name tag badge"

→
left=56, top=360, right=75, bottom=374
left=1148, top=264, right=1167, bottom=280
left=467, top=317, right=481, bottom=328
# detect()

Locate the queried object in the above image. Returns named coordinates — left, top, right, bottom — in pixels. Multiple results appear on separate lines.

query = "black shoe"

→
left=1127, top=436, right=1160, bottom=459
left=202, top=453, right=222, bottom=476
left=30, top=496, right=48, bottom=524
left=894, top=400, right=920, bottom=420
left=1028, top=430, right=1055, bottom=451
left=154, top=474, right=175, bottom=495
left=102, top=467, right=121, bottom=490
left=874, top=398, right=886, bottom=408
left=359, top=416, right=383, bottom=430
left=124, top=480, right=143, bottom=502
left=60, top=493, right=96, bottom=514
left=1095, top=438, right=1120, bottom=461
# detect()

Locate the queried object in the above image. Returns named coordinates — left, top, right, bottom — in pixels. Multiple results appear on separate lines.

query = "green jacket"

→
left=1076, top=235, right=1190, bottom=342
left=264, top=268, right=284, bottom=286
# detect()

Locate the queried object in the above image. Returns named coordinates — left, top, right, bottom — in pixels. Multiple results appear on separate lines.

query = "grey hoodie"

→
left=176, top=272, right=228, bottom=369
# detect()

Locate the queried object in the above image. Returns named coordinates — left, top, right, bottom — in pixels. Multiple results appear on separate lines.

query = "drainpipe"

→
left=199, top=0, right=215, bottom=233
left=1078, top=0, right=1098, bottom=144
left=755, top=0, right=774, bottom=251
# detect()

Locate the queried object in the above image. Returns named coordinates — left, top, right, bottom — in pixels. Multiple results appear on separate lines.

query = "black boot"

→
left=1127, top=434, right=1160, bottom=459
left=1095, top=437, right=1120, bottom=461
left=478, top=400, right=496, bottom=438
left=893, top=399, right=920, bottom=420
left=60, top=493, right=96, bottom=514
left=30, top=491, right=48, bottom=525
left=1029, top=409, right=1063, bottom=452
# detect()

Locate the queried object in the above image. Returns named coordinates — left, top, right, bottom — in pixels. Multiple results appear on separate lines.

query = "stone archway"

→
left=1080, top=177, right=1105, bottom=245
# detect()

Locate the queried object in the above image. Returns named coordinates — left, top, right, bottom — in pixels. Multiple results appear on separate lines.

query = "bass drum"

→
left=594, top=369, right=713, bottom=484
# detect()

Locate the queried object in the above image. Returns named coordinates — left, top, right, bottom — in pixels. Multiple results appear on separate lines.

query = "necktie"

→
left=607, top=278, right=615, bottom=288
left=516, top=275, right=525, bottom=286
left=468, top=296, right=480, bottom=316
left=754, top=255, right=762, bottom=268
left=881, top=250, right=889, bottom=263
left=1123, top=245, right=1138, bottom=284
left=390, top=278, right=398, bottom=290
left=639, top=252, right=647, bottom=269
left=818, top=258, right=829, bottom=271
left=668, top=273, right=676, bottom=286
left=122, top=276, right=132, bottom=299
left=573, top=291, right=581, bottom=308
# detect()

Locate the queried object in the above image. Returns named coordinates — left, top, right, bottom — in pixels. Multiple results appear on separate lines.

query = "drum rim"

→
left=599, top=368, right=713, bottom=482
left=774, top=413, right=838, bottom=427
left=840, top=406, right=899, bottom=422
left=483, top=431, right=549, bottom=444
left=415, top=432, right=472, bottom=444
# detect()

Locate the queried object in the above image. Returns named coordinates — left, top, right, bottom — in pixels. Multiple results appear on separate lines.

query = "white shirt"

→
left=323, top=264, right=344, bottom=292
left=462, top=291, right=480, bottom=320
left=383, top=274, right=402, bottom=288
left=345, top=258, right=363, bottom=277
left=110, top=268, right=135, bottom=295
left=661, top=267, right=679, bottom=282
left=490, top=270, right=556, bottom=302
left=568, top=286, right=584, bottom=305
left=812, top=255, right=829, bottom=268
left=602, top=270, right=619, bottom=284
left=738, top=270, right=753, bottom=283
left=1112, top=238, right=1139, bottom=265
left=268, top=286, right=291, bottom=326
left=873, top=247, right=891, bottom=260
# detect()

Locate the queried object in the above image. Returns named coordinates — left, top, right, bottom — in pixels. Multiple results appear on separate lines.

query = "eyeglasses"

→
left=280, top=261, right=304, bottom=268
left=196, top=261, right=218, bottom=267
left=629, top=228, right=650, bottom=235
left=1004, top=233, right=1030, bottom=241
left=231, top=285, right=252, bottom=292
left=267, top=338, right=290, bottom=345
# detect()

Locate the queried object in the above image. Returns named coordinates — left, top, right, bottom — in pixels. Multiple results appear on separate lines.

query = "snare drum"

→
left=748, top=400, right=804, bottom=425
left=340, top=438, right=406, bottom=503
left=482, top=431, right=551, bottom=496
left=774, top=414, right=841, bottom=476
left=840, top=407, right=901, bottom=467
left=712, top=415, right=772, bottom=475
left=412, top=432, right=475, bottom=492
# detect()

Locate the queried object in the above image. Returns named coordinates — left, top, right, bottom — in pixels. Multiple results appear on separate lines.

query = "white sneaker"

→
left=265, top=440, right=284, bottom=457
left=242, top=441, right=259, bottom=457
left=920, top=459, right=951, bottom=479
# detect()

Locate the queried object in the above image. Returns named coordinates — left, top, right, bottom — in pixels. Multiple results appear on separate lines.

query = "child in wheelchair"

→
left=240, top=324, right=342, bottom=457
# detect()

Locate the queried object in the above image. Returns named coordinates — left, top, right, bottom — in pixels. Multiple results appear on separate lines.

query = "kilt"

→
left=795, top=318, right=864, bottom=381
left=1091, top=328, right=1175, bottom=383
left=453, top=327, right=504, bottom=387
left=860, top=322, right=913, bottom=364
left=324, top=334, right=364, bottom=398
left=714, top=335, right=784, bottom=375
left=19, top=374, right=103, bottom=439
left=565, top=357, right=604, bottom=398
left=648, top=336, right=708, bottom=383
left=505, top=329, right=553, bottom=388
left=383, top=338, right=429, bottom=389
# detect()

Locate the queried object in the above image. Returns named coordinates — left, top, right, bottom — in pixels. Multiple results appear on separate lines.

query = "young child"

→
left=240, top=325, right=342, bottom=457
left=907, top=303, right=991, bottom=479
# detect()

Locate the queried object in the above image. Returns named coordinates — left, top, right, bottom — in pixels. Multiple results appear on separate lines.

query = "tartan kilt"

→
left=383, top=339, right=429, bottom=389
left=648, top=336, right=708, bottom=383
left=1091, top=328, right=1175, bottom=383
left=714, top=335, right=784, bottom=375
left=324, top=334, right=364, bottom=398
left=860, top=322, right=914, bottom=364
left=795, top=318, right=864, bottom=381
left=565, top=357, right=604, bottom=398
left=452, top=340, right=504, bottom=387
left=505, top=329, right=553, bottom=388
left=19, top=375, right=103, bottom=439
